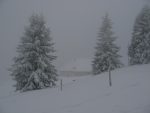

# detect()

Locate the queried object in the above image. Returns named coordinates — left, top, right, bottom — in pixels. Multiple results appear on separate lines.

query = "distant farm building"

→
left=59, top=58, right=92, bottom=77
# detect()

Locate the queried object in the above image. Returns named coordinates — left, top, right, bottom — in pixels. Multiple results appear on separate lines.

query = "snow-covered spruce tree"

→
left=92, top=14, right=122, bottom=75
left=128, top=5, right=150, bottom=65
left=10, top=14, right=57, bottom=92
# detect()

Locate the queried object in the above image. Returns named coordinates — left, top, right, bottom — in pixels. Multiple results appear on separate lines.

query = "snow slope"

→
left=0, top=64, right=150, bottom=113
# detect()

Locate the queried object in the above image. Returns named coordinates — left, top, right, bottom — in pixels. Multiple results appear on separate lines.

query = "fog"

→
left=0, top=0, right=147, bottom=80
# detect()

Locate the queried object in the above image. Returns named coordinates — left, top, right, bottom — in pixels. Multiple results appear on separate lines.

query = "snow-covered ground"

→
left=0, top=64, right=150, bottom=113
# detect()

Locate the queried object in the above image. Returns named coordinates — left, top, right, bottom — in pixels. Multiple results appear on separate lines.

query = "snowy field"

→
left=0, top=64, right=150, bottom=113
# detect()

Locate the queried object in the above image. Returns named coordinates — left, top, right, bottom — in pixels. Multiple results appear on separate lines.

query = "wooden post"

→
left=108, top=58, right=112, bottom=87
left=128, top=42, right=130, bottom=65
left=60, top=79, right=62, bottom=91
left=109, top=67, right=112, bottom=87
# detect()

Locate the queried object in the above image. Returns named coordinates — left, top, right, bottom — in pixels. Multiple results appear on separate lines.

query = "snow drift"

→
left=0, top=64, right=150, bottom=113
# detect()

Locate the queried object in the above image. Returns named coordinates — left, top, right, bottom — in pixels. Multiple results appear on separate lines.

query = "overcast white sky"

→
left=0, top=0, right=148, bottom=80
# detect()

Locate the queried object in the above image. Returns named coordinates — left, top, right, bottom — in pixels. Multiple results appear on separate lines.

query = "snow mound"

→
left=60, top=58, right=92, bottom=72
left=0, top=64, right=150, bottom=113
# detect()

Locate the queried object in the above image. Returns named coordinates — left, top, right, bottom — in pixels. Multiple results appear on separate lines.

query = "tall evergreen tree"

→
left=10, top=14, right=57, bottom=92
left=92, top=14, right=122, bottom=75
left=128, top=5, right=150, bottom=65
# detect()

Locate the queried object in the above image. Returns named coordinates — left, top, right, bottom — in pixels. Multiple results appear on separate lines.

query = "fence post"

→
left=60, top=79, right=62, bottom=91
left=108, top=58, right=112, bottom=87
left=109, top=67, right=112, bottom=87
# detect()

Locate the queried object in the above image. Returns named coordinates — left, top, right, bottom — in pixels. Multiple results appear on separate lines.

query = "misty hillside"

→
left=0, top=1, right=150, bottom=113
left=60, top=58, right=92, bottom=72
left=0, top=0, right=145, bottom=81
left=0, top=64, right=150, bottom=113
